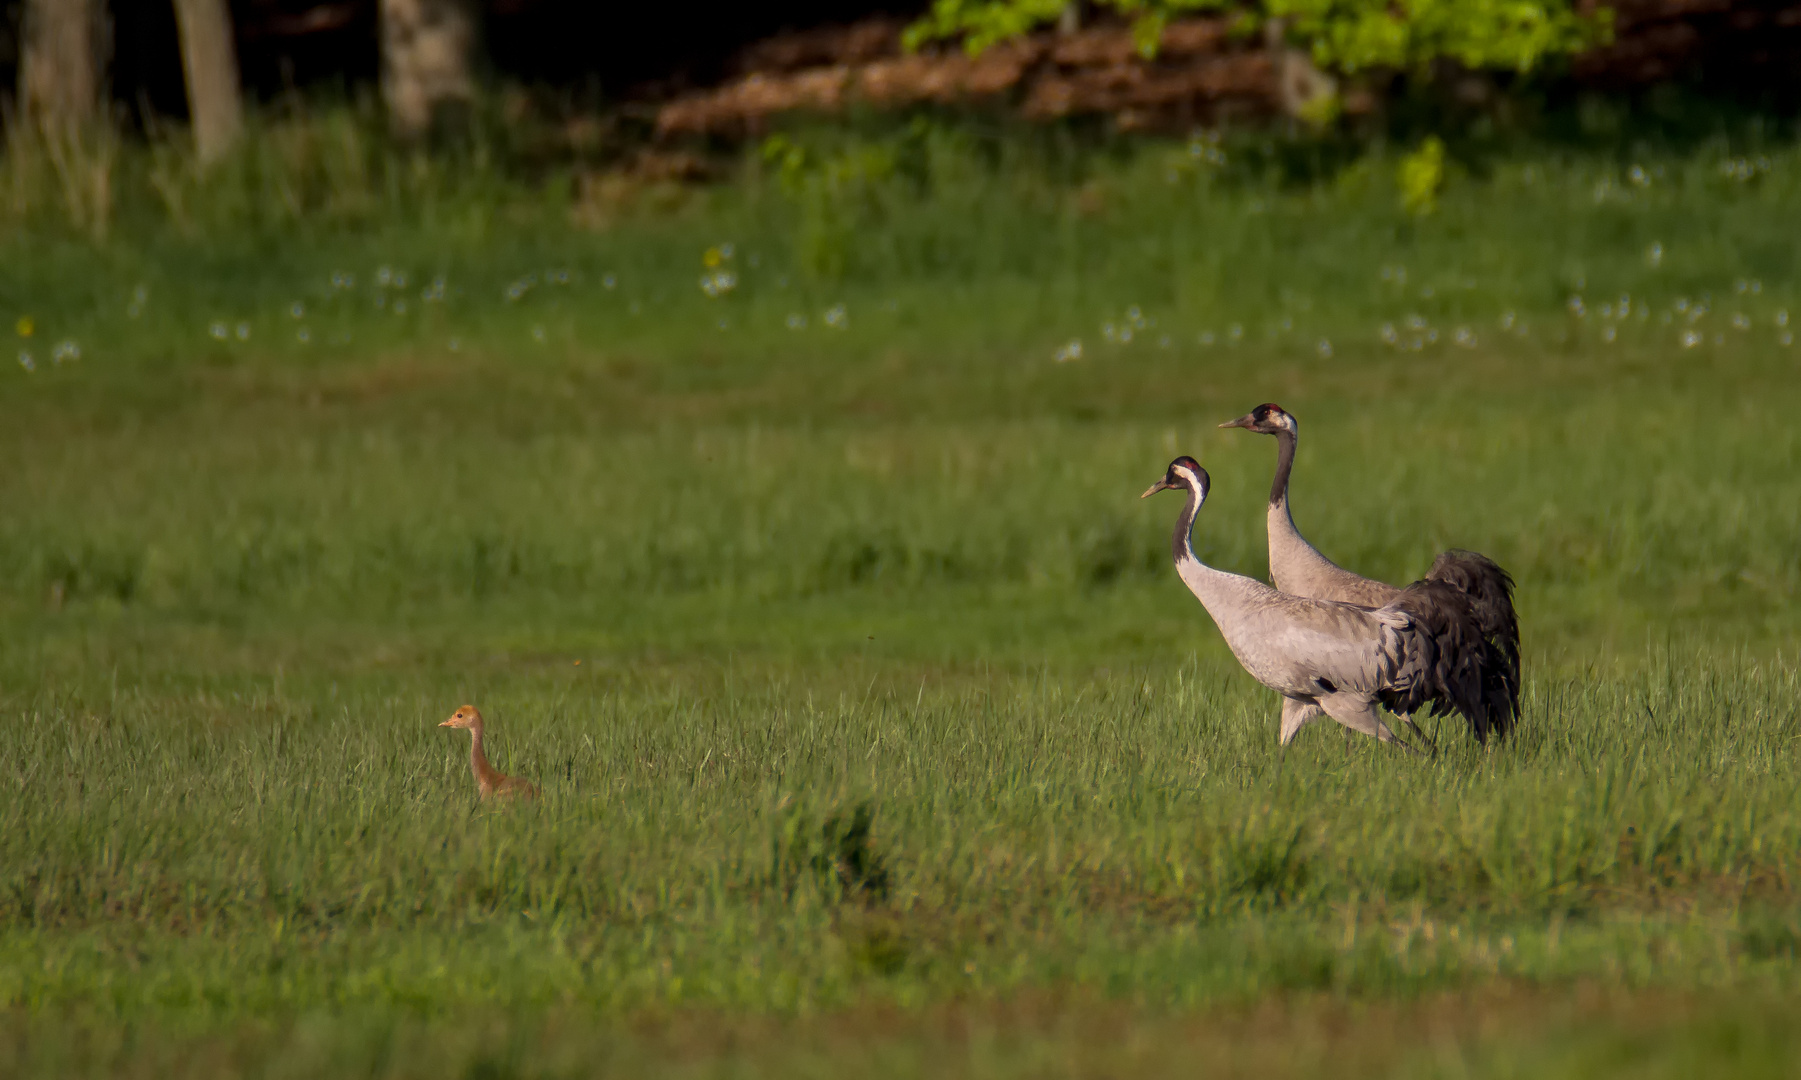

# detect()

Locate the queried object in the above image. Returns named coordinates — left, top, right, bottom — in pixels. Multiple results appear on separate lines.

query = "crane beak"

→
left=1219, top=413, right=1255, bottom=429
left=438, top=718, right=456, bottom=727
left=1141, top=478, right=1176, bottom=498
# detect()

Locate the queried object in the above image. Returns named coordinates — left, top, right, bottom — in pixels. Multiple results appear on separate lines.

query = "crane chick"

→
left=440, top=705, right=539, bottom=800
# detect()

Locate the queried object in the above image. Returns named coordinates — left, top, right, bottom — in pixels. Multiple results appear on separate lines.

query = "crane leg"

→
left=1280, top=698, right=1324, bottom=744
left=1318, top=694, right=1424, bottom=757
left=1399, top=713, right=1439, bottom=756
left=1276, top=698, right=1323, bottom=790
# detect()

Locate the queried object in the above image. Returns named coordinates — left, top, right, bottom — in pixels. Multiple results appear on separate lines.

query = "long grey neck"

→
left=1170, top=479, right=1205, bottom=567
left=1270, top=429, right=1296, bottom=508
left=1264, top=425, right=1342, bottom=596
left=1169, top=479, right=1269, bottom=642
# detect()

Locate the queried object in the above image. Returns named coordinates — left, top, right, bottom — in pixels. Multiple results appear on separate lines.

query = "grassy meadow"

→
left=2, top=109, right=1801, bottom=1075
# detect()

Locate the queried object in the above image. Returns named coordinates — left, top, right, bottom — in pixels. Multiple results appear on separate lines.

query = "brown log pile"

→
left=657, top=2, right=1801, bottom=138
left=656, top=18, right=1291, bottom=138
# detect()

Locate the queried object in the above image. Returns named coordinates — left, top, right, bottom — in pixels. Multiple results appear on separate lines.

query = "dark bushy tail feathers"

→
left=1381, top=550, right=1521, bottom=743
left=1426, top=549, right=1521, bottom=735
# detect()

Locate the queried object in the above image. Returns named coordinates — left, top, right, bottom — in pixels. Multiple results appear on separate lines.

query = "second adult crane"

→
left=1220, top=403, right=1521, bottom=743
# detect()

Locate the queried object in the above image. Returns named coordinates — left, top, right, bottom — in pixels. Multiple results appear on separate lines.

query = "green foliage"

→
left=770, top=799, right=893, bottom=901
left=0, top=121, right=120, bottom=241
left=905, top=0, right=1080, bottom=55
left=906, top=0, right=1238, bottom=59
left=1268, top=0, right=1610, bottom=73
left=1397, top=135, right=1446, bottom=212
left=0, top=95, right=549, bottom=244
left=905, top=0, right=1609, bottom=74
left=762, top=132, right=901, bottom=279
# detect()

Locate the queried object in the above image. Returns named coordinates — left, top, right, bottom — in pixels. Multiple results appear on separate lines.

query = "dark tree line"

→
left=11, top=0, right=483, bottom=154
left=4, top=2, right=917, bottom=147
left=4, top=0, right=1799, bottom=163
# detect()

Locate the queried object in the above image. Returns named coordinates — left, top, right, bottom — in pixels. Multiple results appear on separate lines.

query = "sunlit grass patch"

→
left=1, top=113, right=1800, bottom=1074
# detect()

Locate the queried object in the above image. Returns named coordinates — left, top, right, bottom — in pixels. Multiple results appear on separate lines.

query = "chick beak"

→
left=439, top=718, right=456, bottom=727
left=1219, top=413, right=1255, bottom=430
left=1141, top=478, right=1175, bottom=499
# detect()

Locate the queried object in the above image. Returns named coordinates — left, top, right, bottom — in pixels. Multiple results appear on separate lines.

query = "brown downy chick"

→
left=439, top=705, right=539, bottom=800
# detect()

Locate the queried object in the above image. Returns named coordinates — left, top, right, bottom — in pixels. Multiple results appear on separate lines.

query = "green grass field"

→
left=2, top=117, right=1800, bottom=1076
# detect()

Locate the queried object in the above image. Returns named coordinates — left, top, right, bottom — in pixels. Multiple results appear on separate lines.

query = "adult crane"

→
left=1143, top=456, right=1510, bottom=766
left=1220, top=403, right=1520, bottom=744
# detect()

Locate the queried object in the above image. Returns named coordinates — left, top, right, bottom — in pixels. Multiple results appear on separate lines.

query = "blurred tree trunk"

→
left=172, top=0, right=244, bottom=165
left=17, top=0, right=107, bottom=131
left=379, top=0, right=477, bottom=139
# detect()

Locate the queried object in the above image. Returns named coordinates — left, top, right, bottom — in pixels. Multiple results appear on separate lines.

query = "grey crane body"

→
left=1175, top=555, right=1403, bottom=705
left=1221, top=404, right=1522, bottom=743
left=1146, top=457, right=1449, bottom=749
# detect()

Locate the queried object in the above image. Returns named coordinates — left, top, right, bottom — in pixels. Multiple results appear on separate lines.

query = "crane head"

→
left=1219, top=402, right=1295, bottom=435
left=440, top=705, right=483, bottom=730
left=1142, top=456, right=1206, bottom=498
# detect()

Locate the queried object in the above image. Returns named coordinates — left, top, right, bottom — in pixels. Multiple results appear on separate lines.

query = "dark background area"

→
left=5, top=0, right=1801, bottom=131
left=9, top=1, right=926, bottom=122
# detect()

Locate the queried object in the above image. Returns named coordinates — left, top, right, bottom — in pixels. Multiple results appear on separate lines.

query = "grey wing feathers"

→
left=1216, top=581, right=1406, bottom=700
left=1320, top=568, right=1402, bottom=609
left=1284, top=601, right=1414, bottom=698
